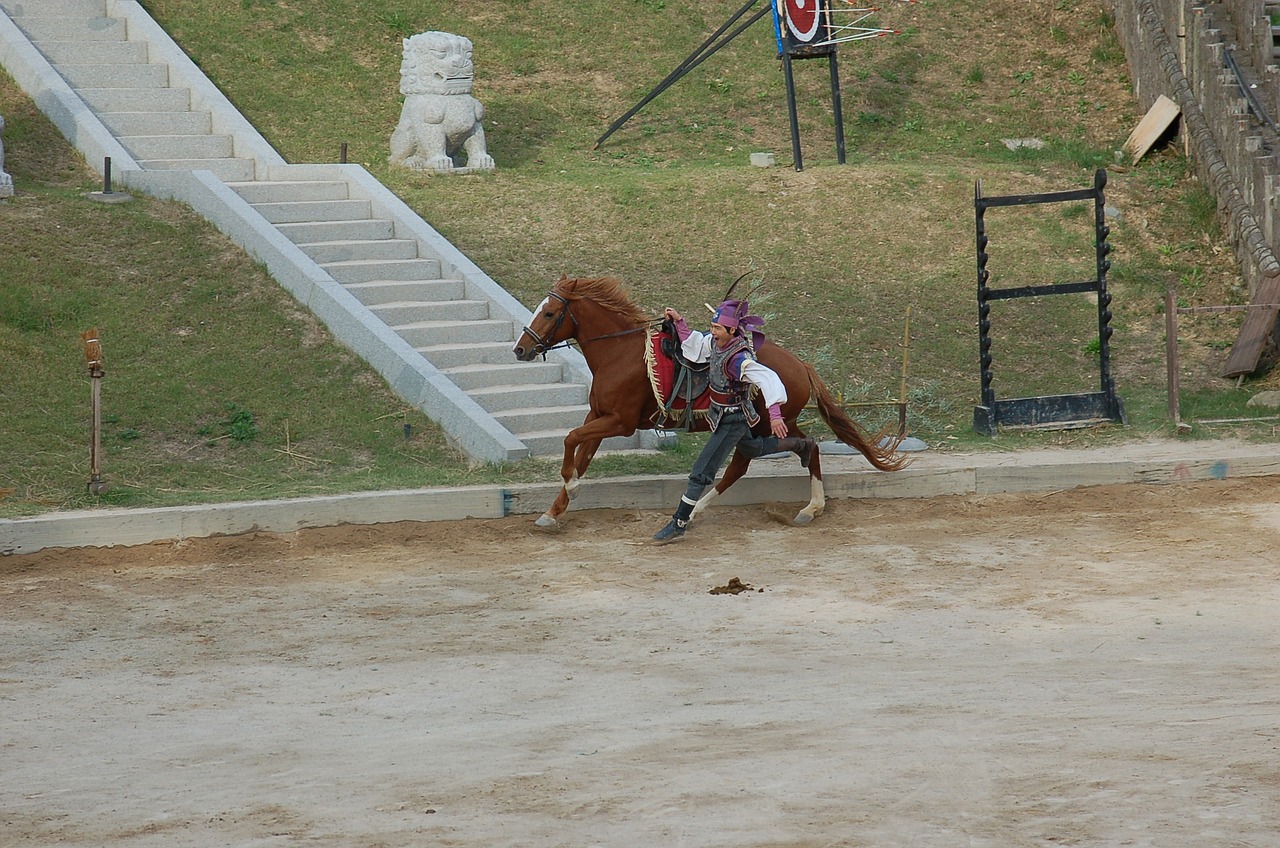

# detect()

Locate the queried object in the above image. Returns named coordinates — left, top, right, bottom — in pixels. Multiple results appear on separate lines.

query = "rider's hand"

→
left=770, top=418, right=788, bottom=439
left=664, top=307, right=682, bottom=323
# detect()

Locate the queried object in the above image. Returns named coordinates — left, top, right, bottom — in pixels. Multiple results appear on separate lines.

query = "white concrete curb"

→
left=4, top=442, right=1278, bottom=556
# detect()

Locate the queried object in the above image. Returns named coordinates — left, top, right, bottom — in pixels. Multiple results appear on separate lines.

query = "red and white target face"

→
left=781, top=0, right=822, bottom=42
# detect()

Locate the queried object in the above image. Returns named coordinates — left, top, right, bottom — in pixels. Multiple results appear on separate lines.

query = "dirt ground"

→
left=3, top=477, right=1279, bottom=847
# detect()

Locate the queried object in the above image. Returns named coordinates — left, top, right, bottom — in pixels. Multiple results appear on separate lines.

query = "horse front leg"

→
left=535, top=413, right=629, bottom=530
left=559, top=411, right=600, bottom=501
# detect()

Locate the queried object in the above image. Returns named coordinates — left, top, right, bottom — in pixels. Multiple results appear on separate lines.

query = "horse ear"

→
left=558, top=273, right=568, bottom=282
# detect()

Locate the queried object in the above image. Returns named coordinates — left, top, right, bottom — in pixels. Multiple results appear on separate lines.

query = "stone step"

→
left=468, top=383, right=588, bottom=414
left=119, top=133, right=234, bottom=160
left=98, top=110, right=212, bottom=136
left=491, top=404, right=594, bottom=435
left=392, top=319, right=514, bottom=347
left=78, top=87, right=191, bottom=112
left=416, top=341, right=520, bottom=369
left=58, top=63, right=169, bottom=89
left=518, top=430, right=645, bottom=456
left=369, top=299, right=488, bottom=324
left=6, top=15, right=126, bottom=42
left=320, top=258, right=441, bottom=284
left=136, top=157, right=256, bottom=181
left=227, top=180, right=350, bottom=204
left=36, top=40, right=148, bottom=65
left=441, top=361, right=564, bottom=391
left=275, top=219, right=393, bottom=243
left=0, top=0, right=107, bottom=15
left=250, top=199, right=371, bottom=224
left=343, top=279, right=465, bottom=306
left=297, top=238, right=419, bottom=264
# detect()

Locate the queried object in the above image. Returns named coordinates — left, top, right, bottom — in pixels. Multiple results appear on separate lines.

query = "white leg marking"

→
left=690, top=488, right=720, bottom=520
left=565, top=470, right=581, bottom=499
left=795, top=477, right=826, bottom=524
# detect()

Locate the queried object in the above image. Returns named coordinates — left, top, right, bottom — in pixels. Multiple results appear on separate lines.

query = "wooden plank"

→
left=1134, top=454, right=1280, bottom=484
left=977, top=461, right=1139, bottom=494
left=1124, top=94, right=1181, bottom=163
left=1221, top=272, right=1280, bottom=377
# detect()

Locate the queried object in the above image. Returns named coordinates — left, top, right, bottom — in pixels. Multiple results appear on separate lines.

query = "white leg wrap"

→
left=690, top=489, right=719, bottom=519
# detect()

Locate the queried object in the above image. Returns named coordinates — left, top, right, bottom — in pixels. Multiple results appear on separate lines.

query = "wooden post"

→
left=1164, top=288, right=1183, bottom=429
left=82, top=329, right=108, bottom=494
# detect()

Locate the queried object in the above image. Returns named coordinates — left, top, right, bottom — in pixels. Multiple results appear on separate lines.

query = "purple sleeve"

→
left=674, top=318, right=691, bottom=341
left=728, top=351, right=748, bottom=379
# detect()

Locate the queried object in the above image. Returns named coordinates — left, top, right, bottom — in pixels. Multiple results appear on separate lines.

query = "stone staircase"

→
left=0, top=0, right=653, bottom=462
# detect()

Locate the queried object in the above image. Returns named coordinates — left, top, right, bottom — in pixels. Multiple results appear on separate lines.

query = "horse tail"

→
left=805, top=362, right=911, bottom=472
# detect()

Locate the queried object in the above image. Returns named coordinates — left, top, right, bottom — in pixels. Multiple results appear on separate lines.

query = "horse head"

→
left=513, top=282, right=577, bottom=361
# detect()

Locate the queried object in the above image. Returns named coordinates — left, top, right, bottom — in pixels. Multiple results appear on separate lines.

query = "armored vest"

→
left=707, top=334, right=760, bottom=431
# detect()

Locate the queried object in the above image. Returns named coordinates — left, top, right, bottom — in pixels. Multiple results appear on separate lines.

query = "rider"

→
left=652, top=298, right=816, bottom=544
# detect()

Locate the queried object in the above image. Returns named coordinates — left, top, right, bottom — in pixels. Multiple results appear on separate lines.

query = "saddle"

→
left=646, top=319, right=711, bottom=430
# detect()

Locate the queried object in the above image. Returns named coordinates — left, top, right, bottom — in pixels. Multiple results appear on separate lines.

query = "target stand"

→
left=774, top=1, right=845, bottom=170
left=595, top=1, right=909, bottom=170
left=973, top=169, right=1127, bottom=436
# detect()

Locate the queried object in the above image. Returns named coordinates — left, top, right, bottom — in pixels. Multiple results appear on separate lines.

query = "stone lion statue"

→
left=390, top=31, right=495, bottom=173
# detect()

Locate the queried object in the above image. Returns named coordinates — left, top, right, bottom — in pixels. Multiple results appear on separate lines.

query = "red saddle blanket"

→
left=645, top=330, right=711, bottom=427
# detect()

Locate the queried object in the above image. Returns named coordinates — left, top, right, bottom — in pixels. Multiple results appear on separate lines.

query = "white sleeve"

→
left=739, top=358, right=788, bottom=409
left=680, top=329, right=713, bottom=363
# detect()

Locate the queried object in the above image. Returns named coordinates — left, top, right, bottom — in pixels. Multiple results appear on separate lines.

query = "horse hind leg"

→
left=794, top=449, right=826, bottom=525
left=691, top=451, right=752, bottom=521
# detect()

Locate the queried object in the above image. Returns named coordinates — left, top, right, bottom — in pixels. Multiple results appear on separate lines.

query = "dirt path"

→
left=3, top=477, right=1279, bottom=847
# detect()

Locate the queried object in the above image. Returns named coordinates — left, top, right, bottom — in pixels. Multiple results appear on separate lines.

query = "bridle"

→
left=520, top=292, right=578, bottom=357
left=520, top=290, right=653, bottom=358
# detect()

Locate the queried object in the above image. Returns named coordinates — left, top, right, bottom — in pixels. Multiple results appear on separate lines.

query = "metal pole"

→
left=595, top=2, right=770, bottom=149
left=340, top=143, right=348, bottom=164
left=783, top=52, right=803, bottom=171
left=828, top=51, right=847, bottom=165
left=82, top=329, right=107, bottom=494
left=103, top=156, right=113, bottom=194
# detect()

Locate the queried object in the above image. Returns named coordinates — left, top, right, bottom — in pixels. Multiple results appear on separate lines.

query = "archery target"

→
left=781, top=0, right=823, bottom=43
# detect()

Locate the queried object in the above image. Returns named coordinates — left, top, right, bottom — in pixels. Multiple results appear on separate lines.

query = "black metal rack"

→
left=973, top=168, right=1126, bottom=435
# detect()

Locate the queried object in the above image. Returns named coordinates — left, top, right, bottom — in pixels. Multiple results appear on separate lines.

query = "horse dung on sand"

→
left=512, top=275, right=907, bottom=530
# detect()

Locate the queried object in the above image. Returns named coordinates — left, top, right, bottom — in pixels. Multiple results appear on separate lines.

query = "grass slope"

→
left=1, top=0, right=1273, bottom=517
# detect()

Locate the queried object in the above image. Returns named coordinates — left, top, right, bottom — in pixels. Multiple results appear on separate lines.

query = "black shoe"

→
left=652, top=518, right=687, bottom=544
left=798, top=438, right=816, bottom=468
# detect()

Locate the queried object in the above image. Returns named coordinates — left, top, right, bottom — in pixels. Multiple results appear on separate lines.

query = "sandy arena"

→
left=3, top=476, right=1279, bottom=847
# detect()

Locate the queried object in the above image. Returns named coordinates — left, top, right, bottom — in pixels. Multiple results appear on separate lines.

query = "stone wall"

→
left=1111, top=0, right=1280, bottom=294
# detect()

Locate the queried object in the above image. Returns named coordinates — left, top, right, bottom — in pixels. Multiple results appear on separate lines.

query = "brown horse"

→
left=511, top=275, right=906, bottom=529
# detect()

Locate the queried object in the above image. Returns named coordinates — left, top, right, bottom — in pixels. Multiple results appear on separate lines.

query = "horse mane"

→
left=553, top=276, right=650, bottom=326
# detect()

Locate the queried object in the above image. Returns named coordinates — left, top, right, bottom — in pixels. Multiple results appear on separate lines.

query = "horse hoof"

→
left=793, top=512, right=815, bottom=526
left=534, top=514, right=561, bottom=530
